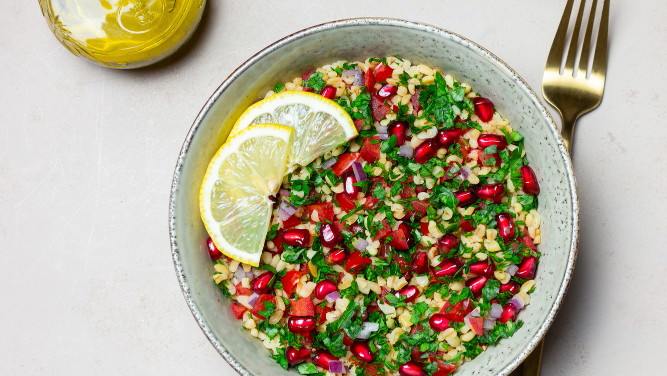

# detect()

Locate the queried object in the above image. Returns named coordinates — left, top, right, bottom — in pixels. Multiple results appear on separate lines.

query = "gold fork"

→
left=515, top=1, right=609, bottom=375
left=542, top=0, right=610, bottom=151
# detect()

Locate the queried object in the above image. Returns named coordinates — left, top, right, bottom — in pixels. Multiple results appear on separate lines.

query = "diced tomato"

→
left=282, top=214, right=302, bottom=229
left=316, top=304, right=333, bottom=325
left=405, top=200, right=428, bottom=219
left=433, top=363, right=457, bottom=376
left=373, top=219, right=392, bottom=240
left=419, top=222, right=429, bottom=235
left=400, top=185, right=416, bottom=199
left=479, top=151, right=501, bottom=167
left=302, top=87, right=314, bottom=93
left=518, top=233, right=537, bottom=251
left=364, top=364, right=383, bottom=376
left=282, top=270, right=302, bottom=296
left=467, top=316, right=485, bottom=336
left=335, top=192, right=356, bottom=212
left=235, top=283, right=253, bottom=296
left=371, top=94, right=390, bottom=121
left=343, top=332, right=354, bottom=346
left=360, top=136, right=381, bottom=163
left=291, top=297, right=315, bottom=317
left=363, top=68, right=376, bottom=90
left=305, top=202, right=334, bottom=223
left=345, top=251, right=372, bottom=272
left=302, top=69, right=315, bottom=81
left=332, top=220, right=349, bottom=234
left=252, top=294, right=276, bottom=319
left=460, top=219, right=475, bottom=232
left=373, top=63, right=394, bottom=83
left=230, top=302, right=247, bottom=319
left=387, top=224, right=411, bottom=251
left=353, top=118, right=364, bottom=131
left=331, top=153, right=361, bottom=177
left=364, top=196, right=379, bottom=210
left=440, top=298, right=474, bottom=323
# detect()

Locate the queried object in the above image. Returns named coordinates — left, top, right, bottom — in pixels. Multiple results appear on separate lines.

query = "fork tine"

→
left=578, top=0, right=598, bottom=77
left=564, top=0, right=588, bottom=74
left=545, top=0, right=576, bottom=72
left=592, top=0, right=609, bottom=79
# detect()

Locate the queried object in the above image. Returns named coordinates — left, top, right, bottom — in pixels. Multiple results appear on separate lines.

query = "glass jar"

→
left=39, top=0, right=206, bottom=69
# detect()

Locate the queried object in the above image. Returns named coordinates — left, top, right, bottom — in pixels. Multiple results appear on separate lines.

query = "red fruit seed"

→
left=499, top=303, right=518, bottom=323
left=287, top=316, right=316, bottom=333
left=472, top=97, right=495, bottom=122
left=496, top=213, right=516, bottom=241
left=499, top=281, right=520, bottom=295
left=313, top=351, right=338, bottom=369
left=320, top=85, right=336, bottom=99
left=314, top=280, right=338, bottom=300
left=475, top=183, right=505, bottom=203
left=206, top=237, right=222, bottom=260
left=438, top=234, right=460, bottom=253
left=410, top=252, right=430, bottom=274
left=520, top=165, right=540, bottom=195
left=414, top=139, right=439, bottom=164
left=433, top=259, right=461, bottom=278
left=455, top=190, right=476, bottom=207
left=350, top=342, right=375, bottom=362
left=477, top=134, right=508, bottom=150
left=468, top=260, right=496, bottom=278
left=399, top=361, right=427, bottom=376
left=327, top=248, right=347, bottom=265
left=397, top=285, right=420, bottom=303
left=282, top=228, right=311, bottom=247
left=466, top=276, right=488, bottom=297
left=378, top=84, right=398, bottom=98
left=429, top=314, right=451, bottom=332
left=515, top=256, right=538, bottom=280
left=251, top=271, right=274, bottom=294
left=286, top=347, right=311, bottom=364
left=388, top=121, right=409, bottom=146
left=437, top=129, right=462, bottom=148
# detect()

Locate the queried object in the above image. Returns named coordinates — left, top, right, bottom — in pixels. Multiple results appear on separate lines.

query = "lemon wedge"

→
left=230, top=91, right=358, bottom=168
left=199, top=123, right=294, bottom=266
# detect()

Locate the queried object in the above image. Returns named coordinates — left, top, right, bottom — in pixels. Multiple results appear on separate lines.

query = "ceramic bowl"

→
left=170, top=18, right=579, bottom=376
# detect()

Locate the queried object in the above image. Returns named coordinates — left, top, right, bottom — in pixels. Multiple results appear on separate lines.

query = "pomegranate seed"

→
left=397, top=285, right=420, bottom=303
left=320, top=85, right=336, bottom=99
left=499, top=281, right=520, bottom=295
left=327, top=248, right=347, bottom=264
left=437, top=129, right=462, bottom=148
left=399, top=361, right=427, bottom=376
left=287, top=316, right=316, bottom=333
left=378, top=84, right=398, bottom=98
left=455, top=190, right=476, bottom=207
left=388, top=121, right=409, bottom=146
left=410, top=252, right=429, bottom=274
left=466, top=276, right=488, bottom=297
left=320, top=223, right=342, bottom=248
left=343, top=173, right=358, bottom=195
left=460, top=218, right=476, bottom=232
left=520, top=165, right=540, bottom=195
left=477, top=134, right=508, bottom=150
left=433, top=259, right=461, bottom=279
left=206, top=237, right=222, bottom=260
left=469, top=260, right=496, bottom=278
left=472, top=97, right=495, bottom=122
left=515, top=256, right=538, bottom=280
left=429, top=313, right=451, bottom=332
left=414, top=139, right=439, bottom=164
left=314, top=280, right=338, bottom=300
left=251, top=271, right=275, bottom=293
left=345, top=251, right=372, bottom=272
left=438, top=234, right=460, bottom=254
left=475, top=183, right=505, bottom=203
left=350, top=341, right=375, bottom=362
left=499, top=303, right=518, bottom=323
left=496, top=213, right=516, bottom=241
left=285, top=346, right=311, bottom=364
left=283, top=228, right=311, bottom=247
left=313, top=351, right=338, bottom=369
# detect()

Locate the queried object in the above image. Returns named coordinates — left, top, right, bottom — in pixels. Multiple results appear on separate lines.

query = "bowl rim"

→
left=169, top=17, right=580, bottom=376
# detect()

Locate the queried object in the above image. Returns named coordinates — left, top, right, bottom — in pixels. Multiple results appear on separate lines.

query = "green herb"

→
left=273, top=83, right=285, bottom=93
left=373, top=184, right=387, bottom=200
left=424, top=362, right=439, bottom=375
left=296, top=363, right=321, bottom=375
left=258, top=321, right=280, bottom=339
left=410, top=302, right=434, bottom=325
left=482, top=279, right=501, bottom=301
left=281, top=246, right=308, bottom=264
left=320, top=331, right=347, bottom=357
left=419, top=72, right=470, bottom=128
left=381, top=135, right=398, bottom=153
left=272, top=347, right=288, bottom=369
left=517, top=194, right=538, bottom=211
left=384, top=293, right=407, bottom=307
left=257, top=301, right=276, bottom=319
left=478, top=320, right=524, bottom=346
left=304, top=71, right=326, bottom=92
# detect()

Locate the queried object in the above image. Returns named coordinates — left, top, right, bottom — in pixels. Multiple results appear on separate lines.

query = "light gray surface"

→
left=1, top=1, right=665, bottom=375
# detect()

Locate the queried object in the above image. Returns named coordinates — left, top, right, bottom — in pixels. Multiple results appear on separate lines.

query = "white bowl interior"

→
left=170, top=19, right=577, bottom=376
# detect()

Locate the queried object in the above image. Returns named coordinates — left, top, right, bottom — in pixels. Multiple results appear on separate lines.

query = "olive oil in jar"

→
left=39, top=0, right=206, bottom=69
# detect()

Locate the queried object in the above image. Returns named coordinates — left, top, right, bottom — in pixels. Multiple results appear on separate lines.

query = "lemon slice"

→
left=230, top=91, right=358, bottom=167
left=199, top=123, right=294, bottom=266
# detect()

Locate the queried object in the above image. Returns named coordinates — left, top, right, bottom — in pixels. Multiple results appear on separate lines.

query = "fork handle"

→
left=559, top=109, right=580, bottom=151
left=520, top=339, right=545, bottom=376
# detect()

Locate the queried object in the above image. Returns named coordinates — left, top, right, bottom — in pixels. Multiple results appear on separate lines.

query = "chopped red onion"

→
left=234, top=268, right=247, bottom=280
left=342, top=68, right=363, bottom=86
left=398, top=144, right=414, bottom=158
left=506, top=264, right=519, bottom=276
left=378, top=133, right=389, bottom=140
left=483, top=318, right=497, bottom=330
left=322, top=157, right=337, bottom=169
left=325, top=291, right=341, bottom=303
left=510, top=294, right=525, bottom=310
left=328, top=360, right=344, bottom=374
left=489, top=303, right=503, bottom=319
left=464, top=308, right=481, bottom=327
left=278, top=200, right=297, bottom=221
left=248, top=293, right=259, bottom=306
left=279, top=189, right=290, bottom=197
left=459, top=166, right=472, bottom=180
left=351, top=161, right=367, bottom=181
left=375, top=124, right=388, bottom=134
left=342, top=365, right=350, bottom=374
left=353, top=238, right=369, bottom=252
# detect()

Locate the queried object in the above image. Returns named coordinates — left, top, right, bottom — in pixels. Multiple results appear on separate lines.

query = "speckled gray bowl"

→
left=170, top=18, right=579, bottom=376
